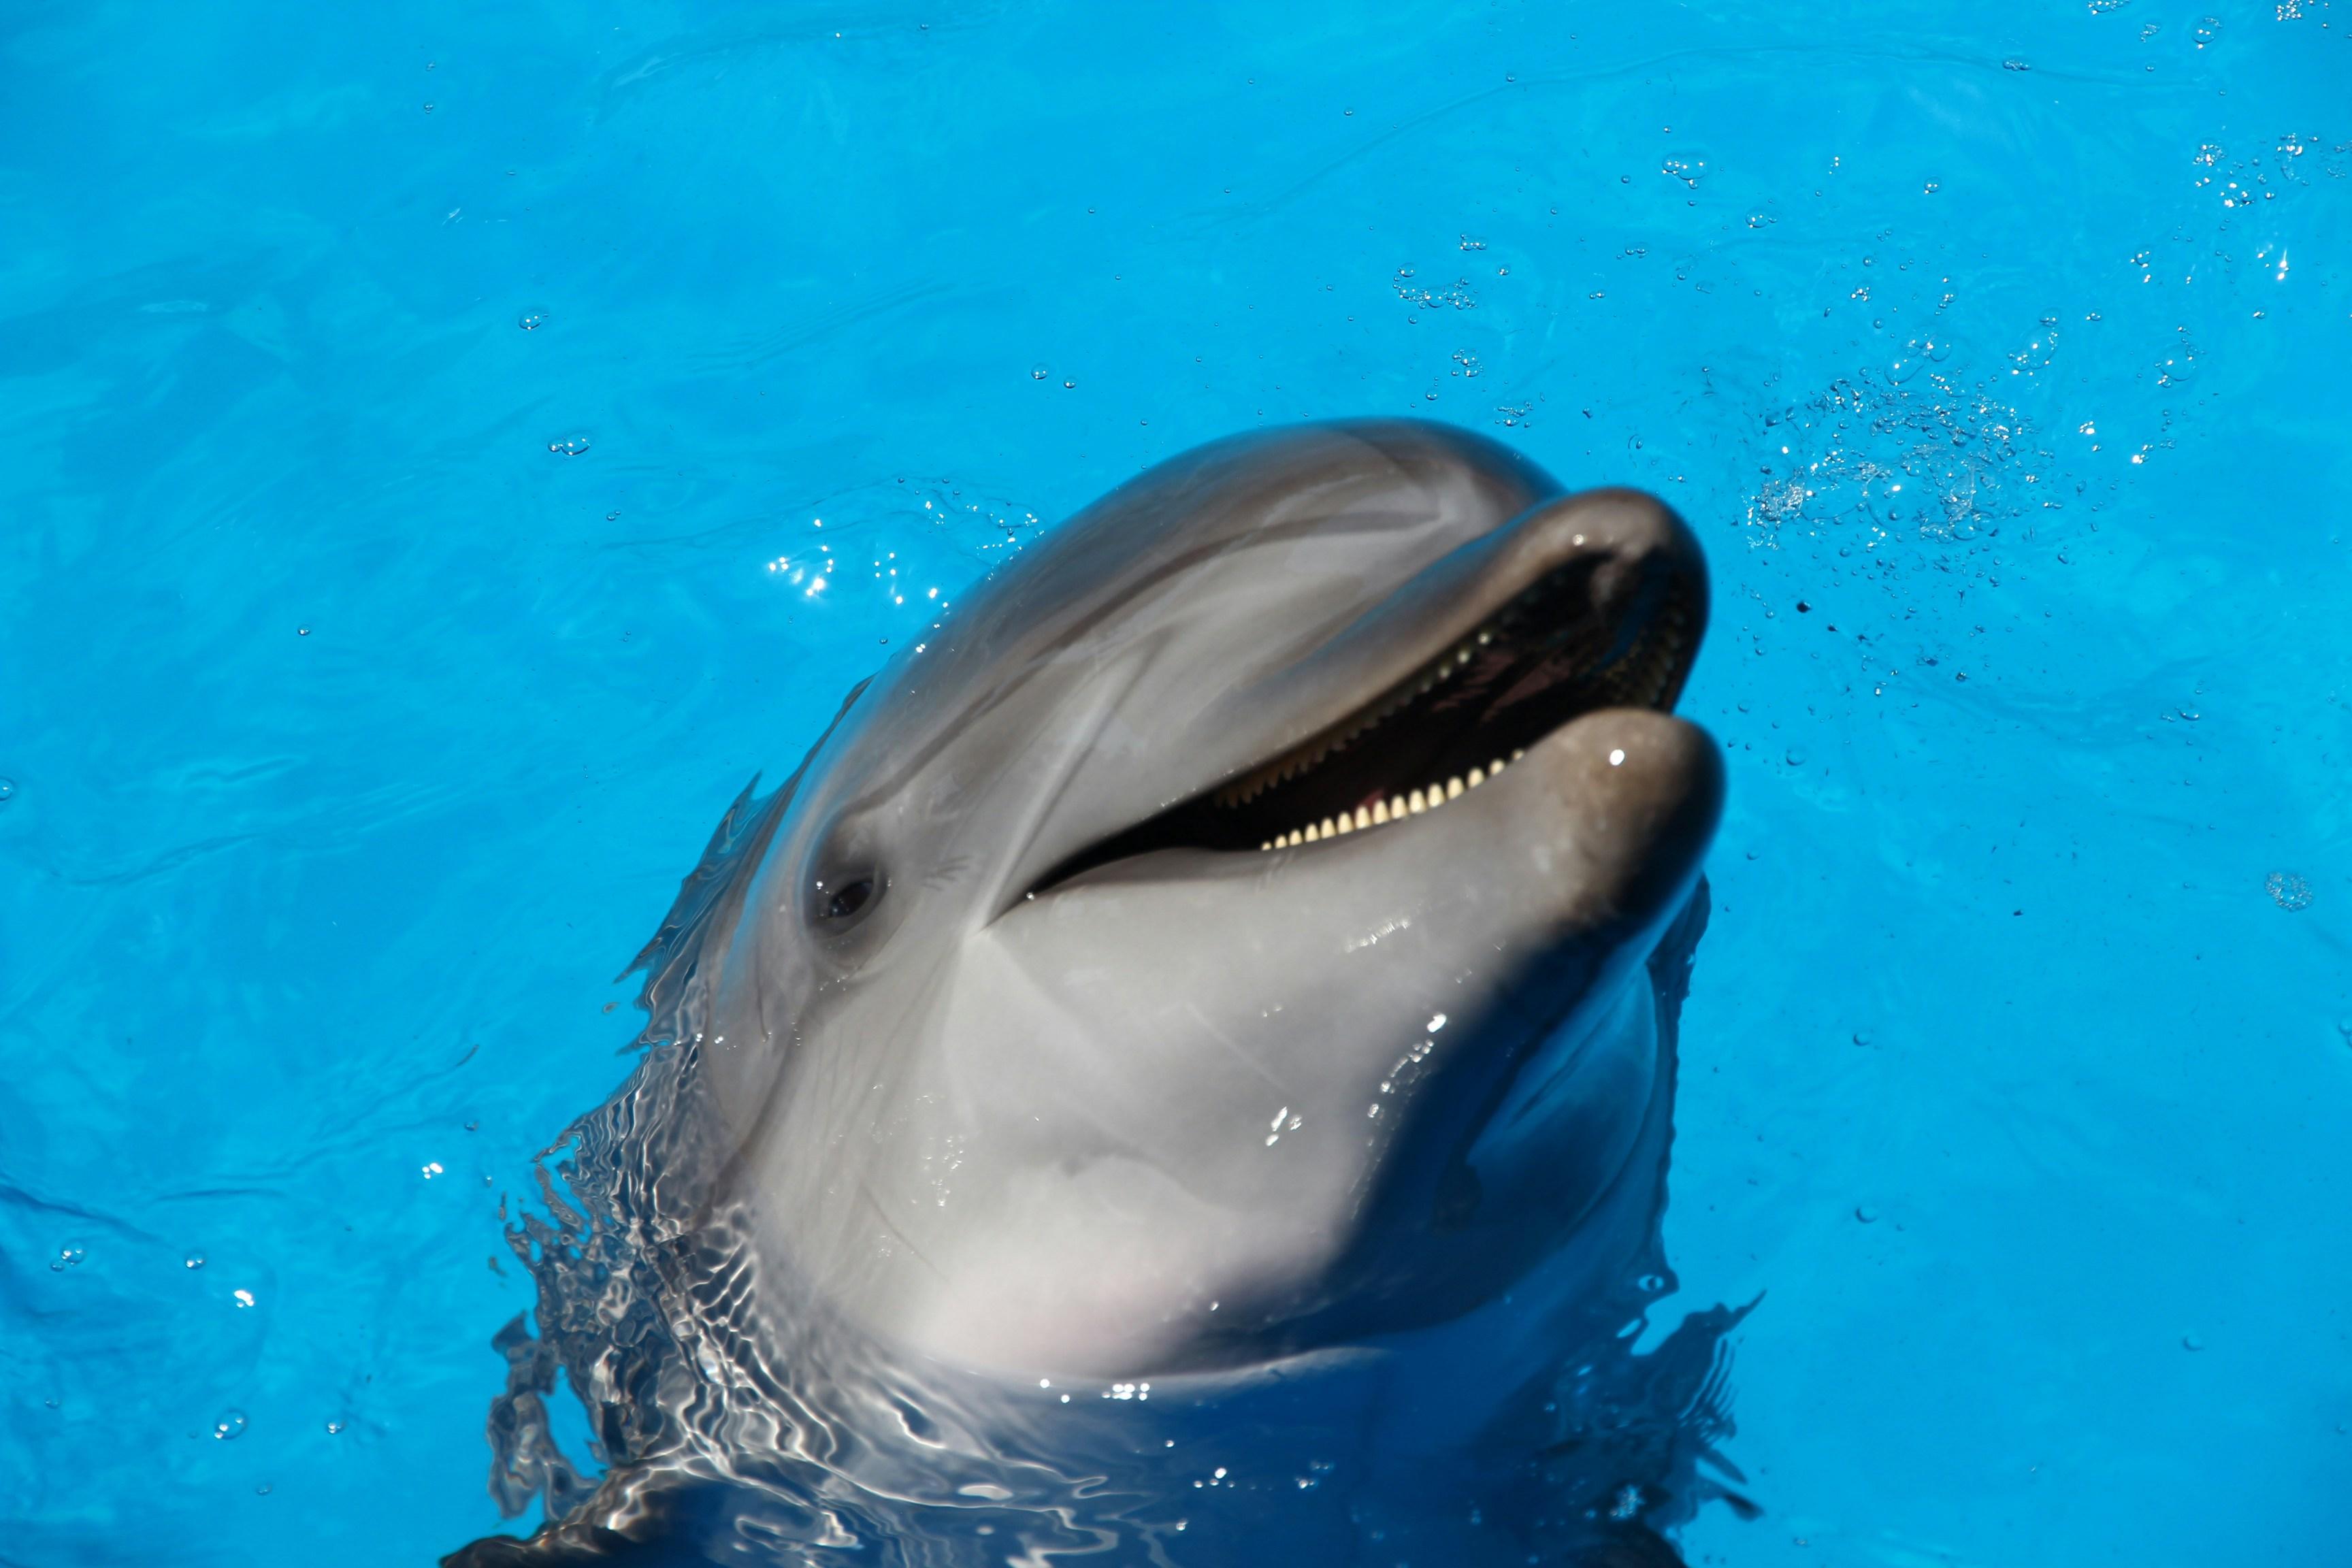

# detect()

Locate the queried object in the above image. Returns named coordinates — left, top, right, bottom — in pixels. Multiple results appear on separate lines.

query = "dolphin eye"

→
left=814, top=873, right=880, bottom=926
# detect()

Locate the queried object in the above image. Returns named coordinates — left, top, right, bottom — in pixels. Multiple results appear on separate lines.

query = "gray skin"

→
left=693, top=418, right=1719, bottom=1373
left=457, top=419, right=1725, bottom=1564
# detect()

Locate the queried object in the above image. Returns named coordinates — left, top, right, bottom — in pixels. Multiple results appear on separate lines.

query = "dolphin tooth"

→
left=1371, top=800, right=1390, bottom=826
left=1477, top=630, right=1492, bottom=645
left=1353, top=805, right=1371, bottom=830
left=1407, top=789, right=1427, bottom=814
left=1467, top=766, right=1485, bottom=787
left=1388, top=796, right=1407, bottom=819
left=1446, top=777, right=1464, bottom=800
left=1260, top=840, right=1272, bottom=851
left=1511, top=748, right=1524, bottom=761
left=1335, top=814, right=1354, bottom=836
left=1489, top=757, right=1505, bottom=776
left=1304, top=823, right=1320, bottom=843
left=1320, top=817, right=1337, bottom=838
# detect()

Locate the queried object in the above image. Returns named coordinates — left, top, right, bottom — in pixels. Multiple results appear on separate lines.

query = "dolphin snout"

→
left=1508, top=706, right=1725, bottom=934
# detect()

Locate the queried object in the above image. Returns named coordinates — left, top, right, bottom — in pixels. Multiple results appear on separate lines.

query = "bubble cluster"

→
left=1391, top=265, right=1478, bottom=312
left=2266, top=872, right=2313, bottom=911
left=1745, top=370, right=2048, bottom=556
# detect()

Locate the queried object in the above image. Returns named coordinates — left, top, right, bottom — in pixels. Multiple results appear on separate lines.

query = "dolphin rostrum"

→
left=454, top=420, right=1748, bottom=1567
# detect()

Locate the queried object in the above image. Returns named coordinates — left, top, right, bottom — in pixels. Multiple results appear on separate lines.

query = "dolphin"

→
left=453, top=420, right=1744, bottom=1567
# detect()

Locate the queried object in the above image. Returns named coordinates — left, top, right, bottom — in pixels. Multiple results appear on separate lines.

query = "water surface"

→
left=3, top=2, right=2348, bottom=1563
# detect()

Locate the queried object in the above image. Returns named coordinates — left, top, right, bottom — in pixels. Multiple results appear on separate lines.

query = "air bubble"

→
left=2266, top=872, right=2313, bottom=911
left=518, top=312, right=546, bottom=331
left=49, top=1245, right=85, bottom=1271
left=1031, top=365, right=1049, bottom=380
left=184, top=1253, right=206, bottom=1269
left=548, top=435, right=591, bottom=457
left=1854, top=1205, right=1880, bottom=1224
left=213, top=1411, right=248, bottom=1441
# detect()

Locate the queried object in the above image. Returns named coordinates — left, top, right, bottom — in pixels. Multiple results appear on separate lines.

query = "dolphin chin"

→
left=453, top=421, right=1747, bottom=1567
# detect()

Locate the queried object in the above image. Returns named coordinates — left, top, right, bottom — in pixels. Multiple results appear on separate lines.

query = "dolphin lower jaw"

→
left=1026, top=489, right=1706, bottom=895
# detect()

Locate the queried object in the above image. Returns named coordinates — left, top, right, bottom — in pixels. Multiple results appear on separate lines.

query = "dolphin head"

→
left=690, top=419, right=1721, bottom=1382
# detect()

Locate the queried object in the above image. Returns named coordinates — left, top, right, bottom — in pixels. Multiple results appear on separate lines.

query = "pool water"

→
left=3, top=1, right=2348, bottom=1563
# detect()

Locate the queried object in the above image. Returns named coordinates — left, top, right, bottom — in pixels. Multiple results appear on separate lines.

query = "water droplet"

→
left=325, top=1420, right=345, bottom=1435
left=518, top=312, right=546, bottom=330
left=255, top=1483, right=272, bottom=1496
left=1062, top=379, right=1076, bottom=390
left=2182, top=1333, right=2205, bottom=1351
left=1855, top=1205, right=1880, bottom=1224
left=184, top=1253, right=206, bottom=1269
left=2002, top=56, right=2031, bottom=70
left=213, top=1410, right=248, bottom=1441
left=548, top=435, right=591, bottom=457
left=49, top=1245, right=85, bottom=1271
left=1030, top=364, right=1049, bottom=380
left=1851, top=1030, right=1874, bottom=1047
left=2266, top=871, right=2313, bottom=912
left=1784, top=747, right=1808, bottom=767
left=0, top=777, right=15, bottom=804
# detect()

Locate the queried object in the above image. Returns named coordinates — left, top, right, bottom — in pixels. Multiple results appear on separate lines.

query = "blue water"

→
left=5, top=2, right=2349, bottom=1563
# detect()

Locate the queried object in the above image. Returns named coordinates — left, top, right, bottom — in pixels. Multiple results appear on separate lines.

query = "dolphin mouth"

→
left=1030, top=493, right=1706, bottom=894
